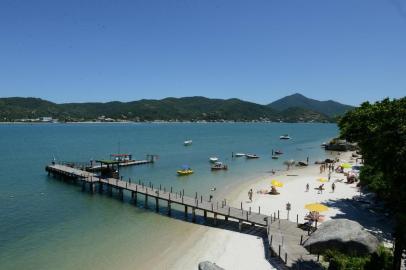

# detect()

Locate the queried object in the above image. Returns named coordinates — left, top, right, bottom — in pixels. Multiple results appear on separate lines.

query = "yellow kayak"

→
left=177, top=169, right=194, bottom=176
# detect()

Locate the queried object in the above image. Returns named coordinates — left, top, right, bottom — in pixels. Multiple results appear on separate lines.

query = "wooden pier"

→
left=45, top=163, right=320, bottom=269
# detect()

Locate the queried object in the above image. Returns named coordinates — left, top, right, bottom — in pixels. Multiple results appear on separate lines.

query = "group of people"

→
left=319, top=162, right=336, bottom=174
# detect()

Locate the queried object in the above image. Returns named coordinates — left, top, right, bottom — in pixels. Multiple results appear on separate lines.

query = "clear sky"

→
left=0, top=0, right=405, bottom=105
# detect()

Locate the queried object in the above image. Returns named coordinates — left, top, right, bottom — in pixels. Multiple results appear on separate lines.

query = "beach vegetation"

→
left=323, top=245, right=393, bottom=270
left=338, top=97, right=406, bottom=269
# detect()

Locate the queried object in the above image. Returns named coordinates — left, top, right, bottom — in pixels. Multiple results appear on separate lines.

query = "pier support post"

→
left=108, top=185, right=113, bottom=196
left=119, top=188, right=124, bottom=200
left=81, top=181, right=86, bottom=191
left=145, top=194, right=148, bottom=208
left=184, top=205, right=188, bottom=219
left=238, top=220, right=243, bottom=231
left=192, top=207, right=196, bottom=222
left=168, top=201, right=171, bottom=216
left=90, top=183, right=96, bottom=194
left=99, top=183, right=103, bottom=193
left=213, top=213, right=217, bottom=226
left=204, top=210, right=207, bottom=220
left=155, top=197, right=159, bottom=212
left=134, top=192, right=138, bottom=205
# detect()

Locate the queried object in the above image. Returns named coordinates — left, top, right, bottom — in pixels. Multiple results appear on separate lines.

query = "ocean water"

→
left=0, top=123, right=338, bottom=270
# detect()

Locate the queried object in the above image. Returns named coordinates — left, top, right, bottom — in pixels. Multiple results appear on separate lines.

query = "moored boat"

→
left=280, top=134, right=291, bottom=140
left=177, top=164, right=193, bottom=175
left=272, top=156, right=279, bottom=159
left=234, top=153, right=246, bottom=157
left=177, top=169, right=194, bottom=176
left=211, top=162, right=228, bottom=171
left=246, top=154, right=259, bottom=159
left=274, top=150, right=283, bottom=155
left=209, top=157, right=219, bottom=163
left=184, top=140, right=192, bottom=146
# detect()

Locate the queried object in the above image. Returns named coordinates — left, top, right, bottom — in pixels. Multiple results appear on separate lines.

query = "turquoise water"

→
left=0, top=123, right=338, bottom=269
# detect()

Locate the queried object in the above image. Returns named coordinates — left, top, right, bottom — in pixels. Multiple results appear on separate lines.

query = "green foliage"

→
left=323, top=246, right=393, bottom=270
left=338, top=97, right=406, bottom=269
left=324, top=249, right=369, bottom=270
left=364, top=245, right=393, bottom=270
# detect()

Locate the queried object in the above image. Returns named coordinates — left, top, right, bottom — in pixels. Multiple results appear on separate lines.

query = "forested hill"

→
left=0, top=95, right=352, bottom=122
left=268, top=93, right=354, bottom=117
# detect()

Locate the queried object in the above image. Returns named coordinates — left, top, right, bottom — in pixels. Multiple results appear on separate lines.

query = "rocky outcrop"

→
left=304, top=219, right=379, bottom=255
left=198, top=261, right=225, bottom=270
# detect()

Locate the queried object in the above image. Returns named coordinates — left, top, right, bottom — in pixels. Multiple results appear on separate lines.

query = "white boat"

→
left=280, top=134, right=291, bottom=140
left=209, top=157, right=219, bottom=163
left=184, top=140, right=192, bottom=146
left=246, top=154, right=259, bottom=159
left=234, top=153, right=246, bottom=157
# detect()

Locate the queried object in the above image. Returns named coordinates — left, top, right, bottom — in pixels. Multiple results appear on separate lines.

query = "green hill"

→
left=0, top=96, right=337, bottom=122
left=268, top=93, right=354, bottom=117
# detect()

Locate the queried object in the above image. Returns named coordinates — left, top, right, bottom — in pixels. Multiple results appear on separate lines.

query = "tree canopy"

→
left=338, top=97, right=406, bottom=270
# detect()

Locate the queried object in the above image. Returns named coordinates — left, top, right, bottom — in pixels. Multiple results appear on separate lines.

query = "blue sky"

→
left=0, top=0, right=405, bottom=105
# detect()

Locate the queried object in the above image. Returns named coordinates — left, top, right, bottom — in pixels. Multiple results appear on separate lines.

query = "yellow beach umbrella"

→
left=271, top=179, right=284, bottom=187
left=317, top=178, right=328, bottom=183
left=341, top=163, right=352, bottom=169
left=305, top=203, right=329, bottom=212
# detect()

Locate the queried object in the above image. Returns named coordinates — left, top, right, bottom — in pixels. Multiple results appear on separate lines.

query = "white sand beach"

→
left=158, top=151, right=382, bottom=270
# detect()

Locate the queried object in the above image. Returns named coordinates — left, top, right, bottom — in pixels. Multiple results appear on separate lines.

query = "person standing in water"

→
left=306, top=183, right=309, bottom=192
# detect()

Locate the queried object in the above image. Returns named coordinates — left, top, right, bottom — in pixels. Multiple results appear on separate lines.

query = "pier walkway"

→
left=46, top=163, right=319, bottom=269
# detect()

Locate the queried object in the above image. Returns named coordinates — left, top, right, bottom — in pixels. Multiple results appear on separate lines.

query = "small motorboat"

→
left=280, top=134, right=291, bottom=140
left=209, top=157, right=219, bottom=163
left=272, top=156, right=279, bottom=159
left=211, top=162, right=228, bottom=171
left=274, top=150, right=283, bottom=155
left=246, top=154, right=259, bottom=159
left=177, top=164, right=193, bottom=176
left=184, top=140, right=192, bottom=146
left=234, top=153, right=246, bottom=157
left=177, top=169, right=194, bottom=176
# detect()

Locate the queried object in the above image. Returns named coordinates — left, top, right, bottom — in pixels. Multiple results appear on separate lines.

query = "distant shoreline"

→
left=0, top=121, right=335, bottom=125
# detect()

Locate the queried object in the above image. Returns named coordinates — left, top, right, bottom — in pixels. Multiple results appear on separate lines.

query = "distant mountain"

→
left=0, top=96, right=334, bottom=123
left=268, top=93, right=354, bottom=117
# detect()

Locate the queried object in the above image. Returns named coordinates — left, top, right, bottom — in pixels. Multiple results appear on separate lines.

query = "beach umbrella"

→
left=305, top=203, right=329, bottom=212
left=271, top=179, right=284, bottom=187
left=317, top=178, right=328, bottom=183
left=341, top=163, right=352, bottom=169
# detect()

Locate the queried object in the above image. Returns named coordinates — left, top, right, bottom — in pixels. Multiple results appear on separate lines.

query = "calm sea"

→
left=0, top=123, right=337, bottom=270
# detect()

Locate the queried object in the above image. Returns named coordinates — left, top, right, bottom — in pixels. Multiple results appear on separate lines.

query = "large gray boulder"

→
left=198, top=261, right=225, bottom=270
left=304, top=219, right=379, bottom=255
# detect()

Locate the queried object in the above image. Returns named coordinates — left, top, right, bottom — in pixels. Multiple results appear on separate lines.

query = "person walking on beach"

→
left=332, top=182, right=336, bottom=193
left=328, top=172, right=331, bottom=181
left=306, top=183, right=309, bottom=192
left=319, top=165, right=323, bottom=174
left=248, top=189, right=253, bottom=202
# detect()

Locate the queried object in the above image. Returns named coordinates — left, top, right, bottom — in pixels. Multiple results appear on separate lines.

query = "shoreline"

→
left=156, top=150, right=391, bottom=270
